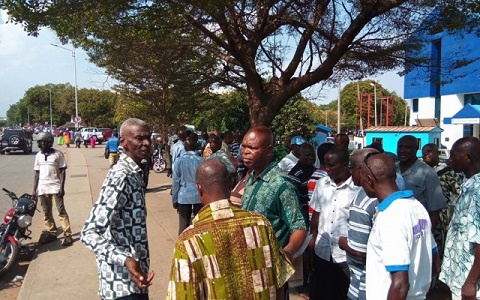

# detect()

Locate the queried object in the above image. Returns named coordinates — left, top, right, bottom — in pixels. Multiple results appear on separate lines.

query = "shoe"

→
left=40, top=234, right=57, bottom=244
left=62, top=236, right=73, bottom=246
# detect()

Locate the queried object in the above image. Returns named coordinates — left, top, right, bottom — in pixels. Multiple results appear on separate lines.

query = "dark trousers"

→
left=178, top=203, right=202, bottom=235
left=309, top=255, right=350, bottom=300
left=114, top=294, right=149, bottom=300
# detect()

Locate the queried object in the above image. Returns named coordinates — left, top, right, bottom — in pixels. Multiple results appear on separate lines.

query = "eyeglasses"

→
left=363, top=152, right=382, bottom=181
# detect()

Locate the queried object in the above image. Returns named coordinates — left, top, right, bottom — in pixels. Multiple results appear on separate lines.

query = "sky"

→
left=0, top=9, right=405, bottom=119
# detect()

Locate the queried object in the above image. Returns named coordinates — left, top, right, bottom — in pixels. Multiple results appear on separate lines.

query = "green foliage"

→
left=270, top=94, right=319, bottom=144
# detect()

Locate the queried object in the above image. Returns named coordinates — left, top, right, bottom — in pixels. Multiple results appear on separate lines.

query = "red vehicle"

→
left=99, top=128, right=113, bottom=141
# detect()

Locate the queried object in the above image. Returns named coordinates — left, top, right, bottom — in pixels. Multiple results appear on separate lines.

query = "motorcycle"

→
left=152, top=148, right=166, bottom=173
left=0, top=188, right=37, bottom=277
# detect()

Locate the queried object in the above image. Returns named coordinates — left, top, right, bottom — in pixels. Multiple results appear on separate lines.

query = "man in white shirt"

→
left=278, top=135, right=305, bottom=173
left=362, top=152, right=437, bottom=300
left=309, top=147, right=360, bottom=299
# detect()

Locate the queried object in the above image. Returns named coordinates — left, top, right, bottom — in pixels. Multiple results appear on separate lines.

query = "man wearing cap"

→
left=278, top=135, right=306, bottom=173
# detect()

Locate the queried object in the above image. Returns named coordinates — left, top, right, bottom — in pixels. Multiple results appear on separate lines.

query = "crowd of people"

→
left=29, top=117, right=477, bottom=300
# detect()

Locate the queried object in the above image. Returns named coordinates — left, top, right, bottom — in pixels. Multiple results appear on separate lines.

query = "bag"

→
left=57, top=136, right=64, bottom=145
left=104, top=147, right=109, bottom=159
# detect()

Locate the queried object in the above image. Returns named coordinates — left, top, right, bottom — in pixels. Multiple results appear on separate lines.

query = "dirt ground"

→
left=0, top=242, right=36, bottom=300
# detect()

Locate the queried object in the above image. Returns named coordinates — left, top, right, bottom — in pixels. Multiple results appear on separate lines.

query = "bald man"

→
left=362, top=153, right=436, bottom=300
left=439, top=137, right=480, bottom=300
left=167, top=159, right=294, bottom=299
left=241, top=126, right=307, bottom=261
left=397, top=135, right=446, bottom=231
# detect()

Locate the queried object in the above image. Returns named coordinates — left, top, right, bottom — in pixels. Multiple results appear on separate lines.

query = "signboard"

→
left=74, top=116, right=82, bottom=123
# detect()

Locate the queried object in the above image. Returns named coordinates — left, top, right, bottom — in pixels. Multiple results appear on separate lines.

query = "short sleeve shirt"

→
left=241, top=162, right=306, bottom=247
left=34, top=149, right=67, bottom=195
left=398, top=159, right=446, bottom=212
left=366, top=190, right=435, bottom=300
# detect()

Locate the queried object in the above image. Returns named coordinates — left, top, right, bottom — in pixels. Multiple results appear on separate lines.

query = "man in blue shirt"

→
left=106, top=130, right=120, bottom=167
left=172, top=137, right=204, bottom=234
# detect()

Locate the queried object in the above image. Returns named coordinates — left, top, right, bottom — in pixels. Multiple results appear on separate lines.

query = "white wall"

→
left=408, top=94, right=465, bottom=149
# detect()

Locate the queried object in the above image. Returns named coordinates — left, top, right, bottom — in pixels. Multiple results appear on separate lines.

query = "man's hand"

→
left=125, top=257, right=155, bottom=289
left=338, top=236, right=347, bottom=251
left=58, top=189, right=65, bottom=198
left=461, top=281, right=477, bottom=300
left=173, top=203, right=178, bottom=210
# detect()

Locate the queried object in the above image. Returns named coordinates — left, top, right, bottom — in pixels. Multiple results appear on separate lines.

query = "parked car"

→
left=0, top=129, right=33, bottom=154
left=439, top=149, right=450, bottom=163
left=99, top=128, right=113, bottom=141
left=80, top=127, right=104, bottom=144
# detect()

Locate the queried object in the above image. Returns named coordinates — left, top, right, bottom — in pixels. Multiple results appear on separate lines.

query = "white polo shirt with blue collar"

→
left=366, top=190, right=437, bottom=300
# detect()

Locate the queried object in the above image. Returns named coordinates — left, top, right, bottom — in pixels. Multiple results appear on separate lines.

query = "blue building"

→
left=404, top=19, right=480, bottom=149
left=364, top=126, right=443, bottom=157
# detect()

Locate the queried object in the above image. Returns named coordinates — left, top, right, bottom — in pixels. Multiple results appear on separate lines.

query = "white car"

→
left=80, top=127, right=104, bottom=144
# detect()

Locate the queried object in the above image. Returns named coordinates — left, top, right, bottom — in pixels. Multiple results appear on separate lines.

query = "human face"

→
left=299, top=148, right=316, bottom=166
left=120, top=125, right=151, bottom=165
left=397, top=137, right=418, bottom=163
left=37, top=140, right=50, bottom=153
left=324, top=153, right=348, bottom=182
left=351, top=160, right=362, bottom=186
left=241, top=130, right=272, bottom=172
left=210, top=138, right=221, bottom=153
left=448, top=143, right=468, bottom=173
left=421, top=145, right=439, bottom=167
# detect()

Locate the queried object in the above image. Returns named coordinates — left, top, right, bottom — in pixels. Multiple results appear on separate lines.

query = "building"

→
left=364, top=126, right=443, bottom=157
left=404, top=19, right=480, bottom=149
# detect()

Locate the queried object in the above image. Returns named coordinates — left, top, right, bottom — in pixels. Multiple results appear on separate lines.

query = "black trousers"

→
left=177, top=203, right=202, bottom=235
left=309, top=255, right=350, bottom=300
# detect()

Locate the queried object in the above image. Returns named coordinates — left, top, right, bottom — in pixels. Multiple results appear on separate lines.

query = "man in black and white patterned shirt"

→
left=81, top=118, right=154, bottom=300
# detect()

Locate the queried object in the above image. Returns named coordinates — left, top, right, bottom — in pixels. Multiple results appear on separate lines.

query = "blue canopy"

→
left=316, top=124, right=333, bottom=133
left=451, top=104, right=480, bottom=124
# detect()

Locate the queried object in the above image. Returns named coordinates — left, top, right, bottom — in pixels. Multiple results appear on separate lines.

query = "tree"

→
left=3, top=1, right=475, bottom=126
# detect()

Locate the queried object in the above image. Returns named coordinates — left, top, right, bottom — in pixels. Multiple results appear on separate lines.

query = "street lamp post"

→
left=49, top=88, right=53, bottom=133
left=51, top=44, right=79, bottom=129
left=370, top=82, right=377, bottom=127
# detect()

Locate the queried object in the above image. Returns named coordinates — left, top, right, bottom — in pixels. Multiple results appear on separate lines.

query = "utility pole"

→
left=49, top=88, right=53, bottom=133
left=337, top=83, right=341, bottom=133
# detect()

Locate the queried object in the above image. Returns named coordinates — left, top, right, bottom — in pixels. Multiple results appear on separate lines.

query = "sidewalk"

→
left=18, top=146, right=303, bottom=299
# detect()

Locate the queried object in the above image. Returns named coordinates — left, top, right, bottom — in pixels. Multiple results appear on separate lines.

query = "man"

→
left=288, top=143, right=316, bottom=227
left=307, top=142, right=335, bottom=200
left=362, top=153, right=436, bottom=300
left=439, top=137, right=480, bottom=300
left=81, top=129, right=90, bottom=148
left=208, top=134, right=236, bottom=176
left=172, top=137, right=204, bottom=235
left=339, top=149, right=405, bottom=300
left=33, top=131, right=73, bottom=246
left=81, top=118, right=154, bottom=300
left=397, top=135, right=446, bottom=231
left=309, top=147, right=360, bottom=299
left=171, top=125, right=187, bottom=173
left=74, top=129, right=82, bottom=148
left=167, top=159, right=295, bottom=299
left=106, top=129, right=120, bottom=167
left=335, top=133, right=350, bottom=149
left=278, top=135, right=305, bottom=173
left=422, top=143, right=462, bottom=258
left=241, top=126, right=307, bottom=261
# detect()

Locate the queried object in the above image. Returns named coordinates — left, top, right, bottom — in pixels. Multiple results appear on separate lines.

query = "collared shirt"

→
left=310, top=176, right=359, bottom=263
left=171, top=140, right=185, bottom=172
left=172, top=151, right=203, bottom=205
left=106, top=136, right=119, bottom=153
left=307, top=169, right=328, bottom=200
left=166, top=199, right=295, bottom=299
left=242, top=162, right=306, bottom=247
left=346, top=189, right=378, bottom=300
left=288, top=163, right=316, bottom=205
left=366, top=190, right=436, bottom=300
left=277, top=151, right=299, bottom=174
left=398, top=159, right=446, bottom=212
left=34, top=149, right=67, bottom=195
left=209, top=150, right=236, bottom=174
left=439, top=173, right=480, bottom=298
left=80, top=154, right=149, bottom=300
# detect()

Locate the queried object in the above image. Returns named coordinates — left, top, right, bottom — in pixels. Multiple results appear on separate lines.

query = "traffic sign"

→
left=74, top=116, right=82, bottom=123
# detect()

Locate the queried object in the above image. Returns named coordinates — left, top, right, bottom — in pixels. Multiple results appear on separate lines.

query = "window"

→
left=412, top=98, right=419, bottom=113
left=465, top=93, right=480, bottom=105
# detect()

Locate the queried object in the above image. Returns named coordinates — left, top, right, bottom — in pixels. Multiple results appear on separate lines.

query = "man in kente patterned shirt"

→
left=440, top=137, right=480, bottom=300
left=81, top=118, right=154, bottom=300
left=167, top=159, right=294, bottom=299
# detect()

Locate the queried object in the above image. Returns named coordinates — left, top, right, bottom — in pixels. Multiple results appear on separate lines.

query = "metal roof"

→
left=364, top=126, right=443, bottom=132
